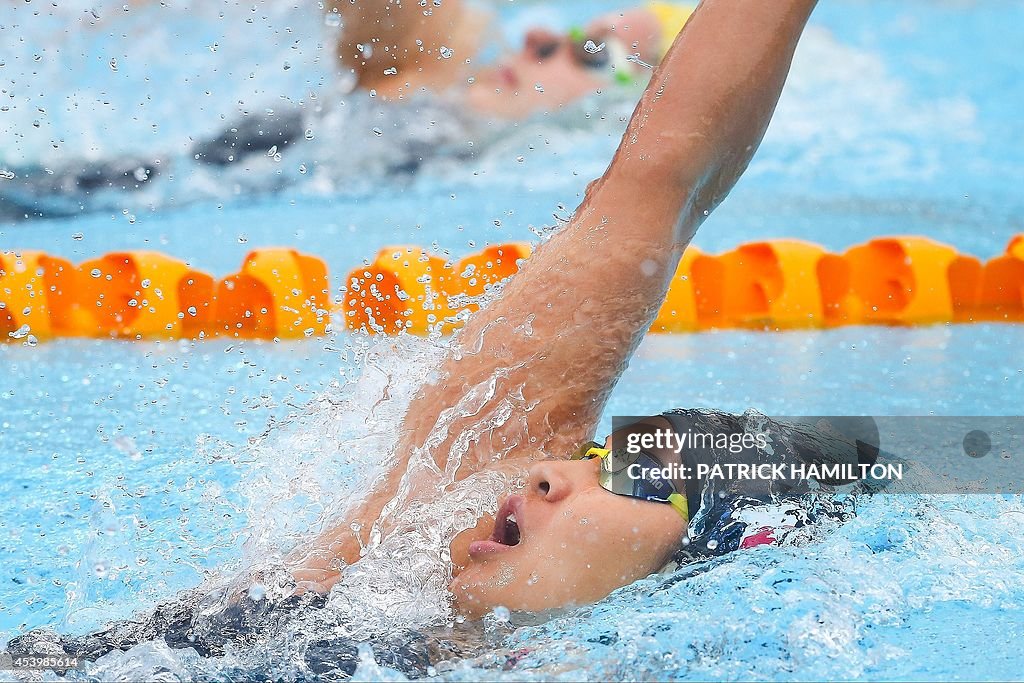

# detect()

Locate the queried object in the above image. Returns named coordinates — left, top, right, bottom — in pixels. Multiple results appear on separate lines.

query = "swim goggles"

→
left=571, top=441, right=688, bottom=519
left=565, top=26, right=639, bottom=86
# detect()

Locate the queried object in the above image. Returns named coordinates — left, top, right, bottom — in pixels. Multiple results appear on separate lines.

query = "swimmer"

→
left=293, top=0, right=837, bottom=615
left=7, top=0, right=864, bottom=672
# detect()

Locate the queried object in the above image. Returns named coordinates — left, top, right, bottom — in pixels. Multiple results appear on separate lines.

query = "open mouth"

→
left=467, top=495, right=524, bottom=558
left=492, top=496, right=522, bottom=547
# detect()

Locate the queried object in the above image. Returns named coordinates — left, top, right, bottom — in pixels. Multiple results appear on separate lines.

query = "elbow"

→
left=614, top=124, right=718, bottom=196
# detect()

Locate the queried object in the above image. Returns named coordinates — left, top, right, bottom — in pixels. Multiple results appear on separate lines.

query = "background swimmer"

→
left=2, top=1, right=696, bottom=218
left=329, top=0, right=694, bottom=117
left=196, top=1, right=696, bottom=164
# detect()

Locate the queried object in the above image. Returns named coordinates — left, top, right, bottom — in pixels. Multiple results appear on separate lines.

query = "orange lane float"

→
left=341, top=243, right=530, bottom=335
left=0, top=250, right=75, bottom=341
left=74, top=251, right=214, bottom=339
left=688, top=240, right=856, bottom=330
left=3, top=235, right=1023, bottom=341
left=342, top=246, right=454, bottom=335
left=213, top=248, right=329, bottom=339
left=842, top=236, right=983, bottom=326
left=652, top=246, right=704, bottom=332
left=976, top=235, right=1024, bottom=322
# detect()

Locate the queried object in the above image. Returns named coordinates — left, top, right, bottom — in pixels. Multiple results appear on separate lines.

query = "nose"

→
left=527, top=458, right=595, bottom=503
left=523, top=27, right=563, bottom=61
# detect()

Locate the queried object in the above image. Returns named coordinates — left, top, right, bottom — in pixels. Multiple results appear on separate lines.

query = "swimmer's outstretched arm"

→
left=296, top=0, right=818, bottom=579
left=402, top=0, right=821, bottom=457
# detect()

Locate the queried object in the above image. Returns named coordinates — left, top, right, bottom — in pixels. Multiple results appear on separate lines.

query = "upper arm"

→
left=394, top=158, right=700, bottom=468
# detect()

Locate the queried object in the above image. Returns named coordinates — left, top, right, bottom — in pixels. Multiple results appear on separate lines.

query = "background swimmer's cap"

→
left=645, top=2, right=696, bottom=58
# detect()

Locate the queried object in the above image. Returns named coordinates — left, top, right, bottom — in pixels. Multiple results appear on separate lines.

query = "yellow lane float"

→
left=2, top=235, right=1022, bottom=341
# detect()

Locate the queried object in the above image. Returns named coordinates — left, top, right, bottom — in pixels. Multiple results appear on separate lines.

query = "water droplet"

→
left=533, top=83, right=544, bottom=93
left=141, top=278, right=151, bottom=288
left=8, top=324, right=31, bottom=339
left=706, top=539, right=719, bottom=550
left=324, top=12, right=341, bottom=27
left=90, top=268, right=102, bottom=278
left=109, top=58, right=118, bottom=71
left=238, top=234, right=249, bottom=244
left=113, top=435, right=142, bottom=461
left=71, top=231, right=84, bottom=240
left=304, top=129, right=314, bottom=140
left=439, top=45, right=454, bottom=59
left=298, top=164, right=307, bottom=174
left=187, top=306, right=198, bottom=317
left=267, top=145, right=278, bottom=157
left=383, top=66, right=398, bottom=75
left=372, top=127, right=383, bottom=137
left=0, top=170, right=15, bottom=180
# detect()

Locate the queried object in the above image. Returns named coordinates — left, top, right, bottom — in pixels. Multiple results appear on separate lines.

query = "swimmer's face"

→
left=466, top=8, right=661, bottom=118
left=449, top=457, right=686, bottom=619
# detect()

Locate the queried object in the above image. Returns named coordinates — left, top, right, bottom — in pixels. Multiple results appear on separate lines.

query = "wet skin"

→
left=448, top=456, right=687, bottom=619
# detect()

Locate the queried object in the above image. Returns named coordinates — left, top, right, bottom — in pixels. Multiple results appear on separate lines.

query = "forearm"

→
left=604, top=0, right=820, bottom=242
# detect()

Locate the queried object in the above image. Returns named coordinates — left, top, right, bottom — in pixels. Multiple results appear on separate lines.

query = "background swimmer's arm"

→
left=398, top=0, right=821, bottom=459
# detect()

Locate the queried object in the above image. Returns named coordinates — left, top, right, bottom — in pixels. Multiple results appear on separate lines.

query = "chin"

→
left=448, top=571, right=491, bottom=620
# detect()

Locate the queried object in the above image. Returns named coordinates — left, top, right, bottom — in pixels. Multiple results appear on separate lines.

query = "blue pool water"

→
left=2, top=0, right=1024, bottom=680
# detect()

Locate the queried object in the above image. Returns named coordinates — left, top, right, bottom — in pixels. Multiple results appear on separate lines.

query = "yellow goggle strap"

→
left=572, top=441, right=689, bottom=521
left=668, top=491, right=688, bottom=521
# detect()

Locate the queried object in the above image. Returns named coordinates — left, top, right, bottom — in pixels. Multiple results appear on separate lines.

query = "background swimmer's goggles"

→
left=566, top=27, right=638, bottom=86
left=572, top=441, right=688, bottom=519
